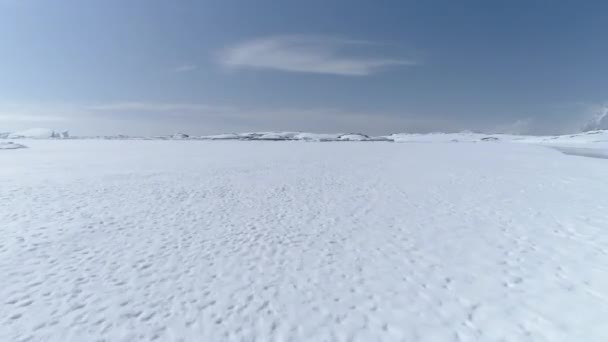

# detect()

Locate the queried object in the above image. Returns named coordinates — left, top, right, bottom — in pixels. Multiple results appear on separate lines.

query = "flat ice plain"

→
left=2, top=139, right=608, bottom=341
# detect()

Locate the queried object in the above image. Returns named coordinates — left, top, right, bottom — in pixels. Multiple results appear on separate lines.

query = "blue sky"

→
left=1, top=0, right=607, bottom=135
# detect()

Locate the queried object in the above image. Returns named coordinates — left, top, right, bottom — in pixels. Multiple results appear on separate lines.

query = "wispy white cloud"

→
left=217, top=35, right=416, bottom=76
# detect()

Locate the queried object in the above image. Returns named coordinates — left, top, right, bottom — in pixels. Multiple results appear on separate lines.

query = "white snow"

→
left=8, top=128, right=56, bottom=139
left=1, top=139, right=608, bottom=341
left=0, top=142, right=27, bottom=150
left=172, top=133, right=190, bottom=139
left=388, top=132, right=521, bottom=143
left=256, top=132, right=299, bottom=140
left=205, top=133, right=243, bottom=140
left=200, top=131, right=382, bottom=141
left=551, top=146, right=608, bottom=159
left=293, top=132, right=343, bottom=141
left=338, top=133, right=370, bottom=141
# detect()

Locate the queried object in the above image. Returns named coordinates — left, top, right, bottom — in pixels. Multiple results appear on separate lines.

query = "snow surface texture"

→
left=2, top=140, right=608, bottom=341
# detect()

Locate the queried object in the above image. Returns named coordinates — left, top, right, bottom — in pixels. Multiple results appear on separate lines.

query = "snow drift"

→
left=0, top=142, right=27, bottom=150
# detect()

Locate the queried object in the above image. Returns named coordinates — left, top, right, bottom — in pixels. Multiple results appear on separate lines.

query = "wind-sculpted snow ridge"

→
left=0, top=142, right=27, bottom=150
left=8, top=128, right=55, bottom=138
left=518, top=130, right=608, bottom=144
left=551, top=146, right=608, bottom=159
left=2, top=140, right=608, bottom=341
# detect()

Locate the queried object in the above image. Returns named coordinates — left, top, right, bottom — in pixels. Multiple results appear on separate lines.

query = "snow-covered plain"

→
left=2, top=139, right=608, bottom=341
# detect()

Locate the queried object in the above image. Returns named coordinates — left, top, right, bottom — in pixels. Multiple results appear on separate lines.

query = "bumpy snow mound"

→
left=201, top=132, right=294, bottom=140
left=256, top=132, right=300, bottom=140
left=368, top=136, right=392, bottom=141
left=201, top=132, right=386, bottom=142
left=338, top=133, right=370, bottom=141
left=388, top=132, right=521, bottom=143
left=8, top=128, right=56, bottom=139
left=203, top=132, right=335, bottom=141
left=480, top=136, right=500, bottom=142
left=172, top=133, right=189, bottom=139
left=518, top=130, right=608, bottom=144
left=293, top=133, right=342, bottom=141
left=0, top=142, right=27, bottom=150
left=153, top=133, right=189, bottom=140
left=205, top=133, right=243, bottom=140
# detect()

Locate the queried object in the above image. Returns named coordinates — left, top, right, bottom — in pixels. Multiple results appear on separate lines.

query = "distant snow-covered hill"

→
left=3, top=127, right=608, bottom=149
left=5, top=128, right=69, bottom=139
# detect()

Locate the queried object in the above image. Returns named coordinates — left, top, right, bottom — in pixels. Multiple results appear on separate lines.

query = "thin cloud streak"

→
left=218, top=35, right=416, bottom=76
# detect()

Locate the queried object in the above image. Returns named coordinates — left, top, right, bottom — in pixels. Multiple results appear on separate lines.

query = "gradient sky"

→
left=1, top=0, right=607, bottom=135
